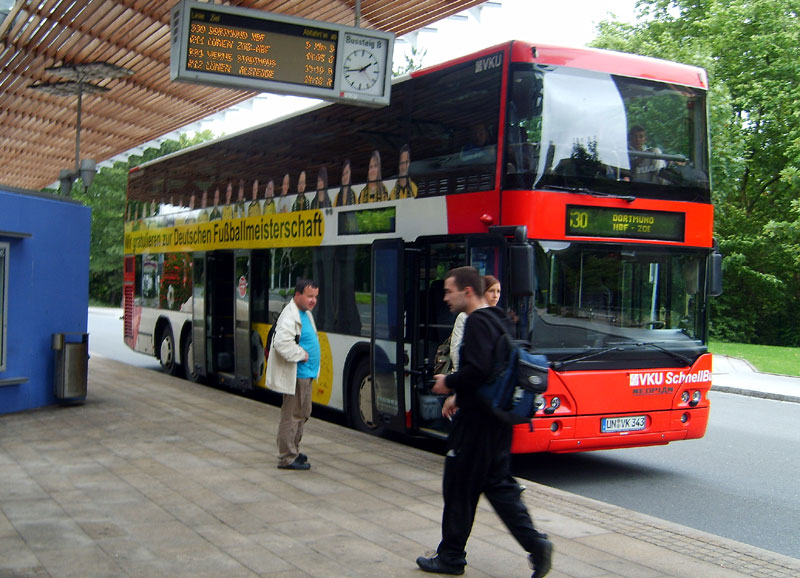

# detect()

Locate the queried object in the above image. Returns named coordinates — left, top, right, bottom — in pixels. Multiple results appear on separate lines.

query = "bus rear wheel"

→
left=158, top=326, right=180, bottom=376
left=349, top=358, right=384, bottom=436
left=183, top=334, right=202, bottom=383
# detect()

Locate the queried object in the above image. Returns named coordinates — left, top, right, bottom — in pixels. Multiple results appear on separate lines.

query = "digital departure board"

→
left=170, top=0, right=394, bottom=107
left=566, top=205, right=685, bottom=242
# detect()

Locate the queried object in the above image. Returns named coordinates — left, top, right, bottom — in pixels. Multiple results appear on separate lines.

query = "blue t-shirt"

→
left=296, top=310, right=320, bottom=379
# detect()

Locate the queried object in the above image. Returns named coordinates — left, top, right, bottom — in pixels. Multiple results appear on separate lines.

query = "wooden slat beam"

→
left=0, top=0, right=483, bottom=189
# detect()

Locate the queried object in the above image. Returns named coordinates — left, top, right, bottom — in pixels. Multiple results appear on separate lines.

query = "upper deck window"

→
left=126, top=51, right=505, bottom=218
left=408, top=55, right=504, bottom=195
left=506, top=64, right=710, bottom=202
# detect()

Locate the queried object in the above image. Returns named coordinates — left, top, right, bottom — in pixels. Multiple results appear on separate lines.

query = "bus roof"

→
left=129, top=40, right=707, bottom=180
left=412, top=40, right=708, bottom=90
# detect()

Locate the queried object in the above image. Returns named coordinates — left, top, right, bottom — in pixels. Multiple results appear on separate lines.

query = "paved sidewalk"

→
left=712, top=355, right=800, bottom=403
left=1, top=357, right=799, bottom=577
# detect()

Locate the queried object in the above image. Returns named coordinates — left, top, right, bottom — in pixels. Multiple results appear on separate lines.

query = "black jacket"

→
left=444, top=306, right=513, bottom=410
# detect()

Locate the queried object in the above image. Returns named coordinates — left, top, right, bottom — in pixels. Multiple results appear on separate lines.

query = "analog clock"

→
left=344, top=48, right=380, bottom=90
left=340, top=32, right=390, bottom=98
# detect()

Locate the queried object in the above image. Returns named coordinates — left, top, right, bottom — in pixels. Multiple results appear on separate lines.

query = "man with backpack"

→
left=416, top=267, right=552, bottom=577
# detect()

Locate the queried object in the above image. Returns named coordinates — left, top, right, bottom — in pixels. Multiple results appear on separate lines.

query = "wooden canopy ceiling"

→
left=0, top=0, right=485, bottom=190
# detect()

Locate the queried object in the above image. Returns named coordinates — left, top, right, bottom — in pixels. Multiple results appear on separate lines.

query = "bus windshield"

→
left=506, top=64, right=710, bottom=202
left=530, top=241, right=707, bottom=360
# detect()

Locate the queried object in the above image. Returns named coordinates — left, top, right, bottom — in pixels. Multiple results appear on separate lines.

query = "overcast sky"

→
left=401, top=0, right=639, bottom=66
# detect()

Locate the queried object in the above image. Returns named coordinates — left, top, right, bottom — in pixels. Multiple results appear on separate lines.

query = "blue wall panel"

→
left=0, top=187, right=91, bottom=414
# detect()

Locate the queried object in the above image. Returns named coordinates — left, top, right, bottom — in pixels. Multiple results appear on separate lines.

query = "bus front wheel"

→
left=348, top=358, right=384, bottom=436
left=158, top=326, right=180, bottom=376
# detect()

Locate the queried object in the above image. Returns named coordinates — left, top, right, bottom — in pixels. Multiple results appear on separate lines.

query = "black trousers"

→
left=437, top=409, right=541, bottom=566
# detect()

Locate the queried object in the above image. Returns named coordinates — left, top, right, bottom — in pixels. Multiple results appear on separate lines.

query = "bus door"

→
left=408, top=237, right=505, bottom=437
left=206, top=251, right=237, bottom=384
left=233, top=250, right=253, bottom=390
left=370, top=239, right=406, bottom=433
left=412, top=239, right=466, bottom=438
left=191, top=253, right=207, bottom=381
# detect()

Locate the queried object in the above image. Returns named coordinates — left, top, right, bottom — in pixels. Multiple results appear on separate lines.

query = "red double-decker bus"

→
left=123, top=40, right=721, bottom=453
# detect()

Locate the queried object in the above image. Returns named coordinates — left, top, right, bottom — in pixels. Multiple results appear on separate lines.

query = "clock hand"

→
left=345, top=63, right=374, bottom=74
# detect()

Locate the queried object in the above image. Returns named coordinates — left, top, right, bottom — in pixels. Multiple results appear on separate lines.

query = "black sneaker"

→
left=278, top=457, right=310, bottom=470
left=297, top=453, right=308, bottom=464
left=528, top=535, right=553, bottom=578
left=416, top=554, right=464, bottom=575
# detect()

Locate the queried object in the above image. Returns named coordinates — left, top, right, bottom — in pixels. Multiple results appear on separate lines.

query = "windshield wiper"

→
left=550, top=345, right=626, bottom=370
left=627, top=341, right=694, bottom=366
left=551, top=341, right=694, bottom=370
left=541, top=184, right=635, bottom=202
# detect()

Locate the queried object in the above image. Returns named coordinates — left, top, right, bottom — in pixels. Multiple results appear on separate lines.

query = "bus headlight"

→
left=690, top=390, right=702, bottom=406
left=544, top=396, right=561, bottom=415
left=681, top=391, right=690, bottom=403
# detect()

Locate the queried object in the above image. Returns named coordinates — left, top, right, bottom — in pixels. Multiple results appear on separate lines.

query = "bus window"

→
left=159, top=253, right=191, bottom=311
left=134, top=255, right=143, bottom=299
left=141, top=255, right=159, bottom=307
left=312, top=245, right=369, bottom=337
left=268, top=248, right=312, bottom=324
left=421, top=241, right=465, bottom=350
left=409, top=57, right=503, bottom=196
left=532, top=242, right=707, bottom=361
left=265, top=246, right=370, bottom=337
left=506, top=64, right=710, bottom=202
left=251, top=251, right=271, bottom=324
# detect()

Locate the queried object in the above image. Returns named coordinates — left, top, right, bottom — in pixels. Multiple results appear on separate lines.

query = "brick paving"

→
left=0, top=357, right=798, bottom=577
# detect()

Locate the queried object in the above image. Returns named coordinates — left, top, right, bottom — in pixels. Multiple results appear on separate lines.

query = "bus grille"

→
left=123, top=284, right=134, bottom=338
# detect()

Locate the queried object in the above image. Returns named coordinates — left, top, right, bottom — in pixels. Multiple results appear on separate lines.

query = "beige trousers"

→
left=277, top=377, right=313, bottom=466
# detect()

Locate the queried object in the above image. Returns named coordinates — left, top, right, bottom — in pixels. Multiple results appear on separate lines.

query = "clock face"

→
left=343, top=49, right=380, bottom=91
left=337, top=31, right=392, bottom=103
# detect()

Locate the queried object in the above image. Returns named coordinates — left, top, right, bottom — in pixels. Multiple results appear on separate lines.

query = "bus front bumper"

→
left=510, top=406, right=710, bottom=454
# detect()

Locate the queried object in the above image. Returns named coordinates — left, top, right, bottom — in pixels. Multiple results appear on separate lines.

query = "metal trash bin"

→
left=52, top=332, right=89, bottom=401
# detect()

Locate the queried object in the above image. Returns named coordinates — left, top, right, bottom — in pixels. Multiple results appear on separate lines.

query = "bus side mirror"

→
left=708, top=252, right=722, bottom=297
left=509, top=243, right=535, bottom=296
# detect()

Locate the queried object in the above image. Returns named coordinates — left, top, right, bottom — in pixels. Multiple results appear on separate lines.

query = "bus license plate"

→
left=601, top=415, right=646, bottom=433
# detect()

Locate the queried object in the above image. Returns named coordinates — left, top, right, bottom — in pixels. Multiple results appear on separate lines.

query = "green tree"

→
left=393, top=45, right=427, bottom=77
left=60, top=130, right=215, bottom=305
left=593, top=0, right=800, bottom=345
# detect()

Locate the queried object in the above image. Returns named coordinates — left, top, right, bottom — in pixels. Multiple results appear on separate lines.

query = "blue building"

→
left=0, top=186, right=91, bottom=414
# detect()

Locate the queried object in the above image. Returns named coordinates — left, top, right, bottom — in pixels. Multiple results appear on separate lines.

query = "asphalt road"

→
left=87, top=308, right=800, bottom=559
left=87, top=308, right=159, bottom=370
left=512, top=391, right=800, bottom=559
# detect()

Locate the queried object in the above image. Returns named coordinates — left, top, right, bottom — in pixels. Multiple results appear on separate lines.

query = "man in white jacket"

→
left=266, top=279, right=320, bottom=470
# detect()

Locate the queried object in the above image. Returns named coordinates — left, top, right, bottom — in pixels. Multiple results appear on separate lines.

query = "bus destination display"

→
left=170, top=0, right=395, bottom=107
left=566, top=205, right=685, bottom=242
left=185, top=7, right=337, bottom=89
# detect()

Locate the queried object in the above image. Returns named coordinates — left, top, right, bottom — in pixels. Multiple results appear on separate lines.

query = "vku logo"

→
left=629, top=372, right=664, bottom=387
left=475, top=53, right=503, bottom=73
